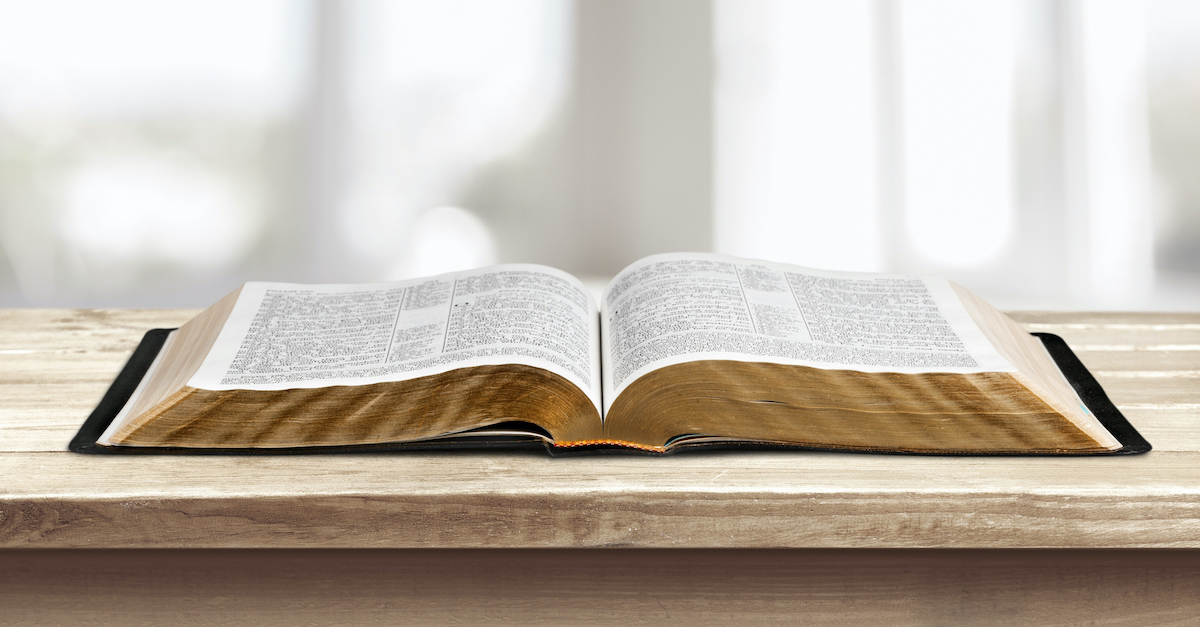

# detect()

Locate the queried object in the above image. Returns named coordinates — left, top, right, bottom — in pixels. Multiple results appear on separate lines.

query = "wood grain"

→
left=0, top=309, right=1197, bottom=549
left=3, top=548, right=1199, bottom=626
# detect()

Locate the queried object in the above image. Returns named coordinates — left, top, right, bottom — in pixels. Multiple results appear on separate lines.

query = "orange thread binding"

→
left=554, top=439, right=666, bottom=453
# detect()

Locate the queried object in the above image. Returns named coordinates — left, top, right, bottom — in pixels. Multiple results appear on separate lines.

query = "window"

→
left=1, top=0, right=1197, bottom=310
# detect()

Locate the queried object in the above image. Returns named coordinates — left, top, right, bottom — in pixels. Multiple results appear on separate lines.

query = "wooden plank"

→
left=0, top=378, right=113, bottom=452
left=0, top=310, right=1196, bottom=550
left=1116, top=407, right=1200, bottom=452
left=1009, top=311, right=1200, bottom=325
left=1009, top=311, right=1200, bottom=344
left=1063, top=349, right=1200, bottom=371
left=2, top=451, right=1199, bottom=549
left=0, top=352, right=133, bottom=384
left=2, top=549, right=1199, bottom=626
left=1087, top=375, right=1200, bottom=406
left=0, top=309, right=195, bottom=352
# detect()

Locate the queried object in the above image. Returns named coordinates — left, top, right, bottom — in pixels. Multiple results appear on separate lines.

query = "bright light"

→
left=900, top=0, right=1017, bottom=267
left=714, top=0, right=880, bottom=272
left=390, top=206, right=497, bottom=279
left=1075, top=0, right=1153, bottom=305
left=0, top=0, right=300, bottom=115
left=61, top=159, right=259, bottom=271
left=339, top=0, right=569, bottom=268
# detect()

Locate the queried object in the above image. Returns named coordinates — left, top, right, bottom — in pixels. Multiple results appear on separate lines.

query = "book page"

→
left=188, top=264, right=602, bottom=411
left=601, top=253, right=1015, bottom=413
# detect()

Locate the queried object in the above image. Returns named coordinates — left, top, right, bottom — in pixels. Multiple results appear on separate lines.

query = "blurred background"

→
left=0, top=0, right=1198, bottom=310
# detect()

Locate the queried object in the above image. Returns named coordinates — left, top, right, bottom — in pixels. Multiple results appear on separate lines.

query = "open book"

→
left=72, top=253, right=1149, bottom=455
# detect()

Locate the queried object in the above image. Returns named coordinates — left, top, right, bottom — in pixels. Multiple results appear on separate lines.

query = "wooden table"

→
left=2, top=310, right=1198, bottom=625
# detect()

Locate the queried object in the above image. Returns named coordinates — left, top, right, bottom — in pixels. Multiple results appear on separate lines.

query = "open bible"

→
left=72, top=253, right=1150, bottom=455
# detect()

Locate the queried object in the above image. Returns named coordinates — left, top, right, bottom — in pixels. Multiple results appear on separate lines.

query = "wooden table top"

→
left=1, top=309, right=1197, bottom=549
